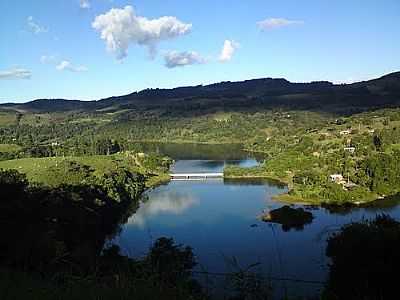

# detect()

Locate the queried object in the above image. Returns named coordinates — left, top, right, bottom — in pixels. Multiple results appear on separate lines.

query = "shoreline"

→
left=145, top=173, right=171, bottom=189
left=224, top=173, right=387, bottom=206
left=273, top=191, right=387, bottom=206
left=223, top=174, right=289, bottom=185
left=128, top=139, right=244, bottom=146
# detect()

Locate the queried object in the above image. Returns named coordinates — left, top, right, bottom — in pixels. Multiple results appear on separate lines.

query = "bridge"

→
left=170, top=172, right=224, bottom=180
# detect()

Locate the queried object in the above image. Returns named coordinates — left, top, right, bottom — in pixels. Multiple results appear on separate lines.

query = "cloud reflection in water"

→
left=127, top=189, right=198, bottom=227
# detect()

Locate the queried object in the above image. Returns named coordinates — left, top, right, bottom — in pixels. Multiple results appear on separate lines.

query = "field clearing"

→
left=19, top=113, right=57, bottom=126
left=0, top=112, right=16, bottom=126
left=387, top=144, right=400, bottom=152
left=70, top=117, right=111, bottom=124
left=0, top=144, right=21, bottom=152
left=0, top=154, right=140, bottom=185
left=212, top=112, right=232, bottom=122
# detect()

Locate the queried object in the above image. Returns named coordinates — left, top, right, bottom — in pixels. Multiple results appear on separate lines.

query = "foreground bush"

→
left=325, top=215, right=400, bottom=300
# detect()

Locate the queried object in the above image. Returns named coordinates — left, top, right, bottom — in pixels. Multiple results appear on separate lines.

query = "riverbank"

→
left=145, top=173, right=171, bottom=189
left=223, top=165, right=290, bottom=184
left=223, top=164, right=387, bottom=206
left=129, top=139, right=244, bottom=146
left=273, top=190, right=378, bottom=203
left=272, top=193, right=322, bottom=205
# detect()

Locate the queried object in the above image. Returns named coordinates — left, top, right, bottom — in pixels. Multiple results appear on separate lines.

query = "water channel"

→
left=112, top=143, right=400, bottom=298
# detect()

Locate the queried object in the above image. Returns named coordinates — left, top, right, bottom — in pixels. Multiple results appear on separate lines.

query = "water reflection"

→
left=224, top=177, right=286, bottom=187
left=114, top=158, right=400, bottom=300
left=129, top=142, right=265, bottom=160
left=171, top=159, right=259, bottom=173
left=127, top=189, right=199, bottom=227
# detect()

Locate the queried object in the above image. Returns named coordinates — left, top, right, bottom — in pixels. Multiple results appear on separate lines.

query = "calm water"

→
left=112, top=144, right=400, bottom=298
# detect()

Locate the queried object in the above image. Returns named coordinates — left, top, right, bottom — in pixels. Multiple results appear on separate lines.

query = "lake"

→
left=112, top=143, right=400, bottom=299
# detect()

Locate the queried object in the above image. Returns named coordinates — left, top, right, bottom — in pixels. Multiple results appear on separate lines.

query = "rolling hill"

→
left=1, top=71, right=400, bottom=115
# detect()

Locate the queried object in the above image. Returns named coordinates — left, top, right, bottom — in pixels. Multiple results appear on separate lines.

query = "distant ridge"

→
left=2, top=71, right=400, bottom=114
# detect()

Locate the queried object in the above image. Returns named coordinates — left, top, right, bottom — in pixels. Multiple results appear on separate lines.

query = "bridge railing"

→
left=170, top=173, right=224, bottom=180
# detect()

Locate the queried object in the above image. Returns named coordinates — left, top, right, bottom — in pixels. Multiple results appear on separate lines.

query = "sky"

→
left=0, top=0, right=399, bottom=103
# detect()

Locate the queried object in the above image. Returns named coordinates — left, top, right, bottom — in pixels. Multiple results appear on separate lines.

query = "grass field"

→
left=0, top=144, right=21, bottom=152
left=0, top=153, right=170, bottom=187
left=0, top=154, right=144, bottom=185
left=0, top=112, right=16, bottom=126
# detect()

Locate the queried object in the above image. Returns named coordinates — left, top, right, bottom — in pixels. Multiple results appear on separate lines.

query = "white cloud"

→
left=0, top=68, right=31, bottom=80
left=92, top=5, right=192, bottom=60
left=79, top=0, right=90, bottom=9
left=56, top=60, right=88, bottom=72
left=27, top=16, right=48, bottom=34
left=164, top=51, right=205, bottom=68
left=257, top=18, right=304, bottom=30
left=41, top=56, right=88, bottom=73
left=40, top=55, right=57, bottom=64
left=219, top=40, right=239, bottom=62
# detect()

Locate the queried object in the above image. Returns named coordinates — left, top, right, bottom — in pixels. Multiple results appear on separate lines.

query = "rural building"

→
left=330, top=174, right=344, bottom=183
left=344, top=147, right=356, bottom=153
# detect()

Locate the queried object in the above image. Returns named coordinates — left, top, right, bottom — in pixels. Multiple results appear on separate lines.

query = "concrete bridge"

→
left=170, top=172, right=224, bottom=180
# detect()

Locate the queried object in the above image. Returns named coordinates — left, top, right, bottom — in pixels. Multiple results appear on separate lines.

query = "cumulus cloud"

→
left=219, top=40, right=239, bottom=62
left=164, top=51, right=205, bottom=68
left=0, top=68, right=31, bottom=80
left=56, top=60, right=88, bottom=72
left=27, top=16, right=48, bottom=34
left=257, top=18, right=304, bottom=30
left=79, top=0, right=90, bottom=9
left=92, top=5, right=192, bottom=60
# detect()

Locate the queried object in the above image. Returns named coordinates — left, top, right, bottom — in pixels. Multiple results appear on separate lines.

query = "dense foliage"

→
left=0, top=168, right=145, bottom=271
left=2, top=106, right=400, bottom=203
left=1, top=72, right=400, bottom=203
left=324, top=215, right=400, bottom=300
left=225, top=109, right=400, bottom=203
left=1, top=73, right=400, bottom=298
left=0, top=168, right=205, bottom=299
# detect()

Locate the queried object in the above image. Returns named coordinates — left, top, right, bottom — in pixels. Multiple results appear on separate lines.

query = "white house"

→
left=344, top=147, right=356, bottom=153
left=330, top=174, right=344, bottom=183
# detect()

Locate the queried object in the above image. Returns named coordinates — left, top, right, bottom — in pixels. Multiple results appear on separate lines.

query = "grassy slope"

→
left=0, top=144, right=21, bottom=152
left=0, top=112, right=16, bottom=126
left=1, top=96, right=400, bottom=205
left=224, top=109, right=400, bottom=204
left=0, top=153, right=170, bottom=188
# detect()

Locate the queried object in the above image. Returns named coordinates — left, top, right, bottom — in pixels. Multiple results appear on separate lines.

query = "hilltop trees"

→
left=361, top=150, right=400, bottom=194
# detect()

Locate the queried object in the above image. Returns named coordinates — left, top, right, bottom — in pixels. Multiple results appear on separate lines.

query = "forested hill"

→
left=2, top=71, right=400, bottom=115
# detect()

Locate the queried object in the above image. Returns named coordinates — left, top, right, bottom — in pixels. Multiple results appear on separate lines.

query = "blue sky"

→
left=0, top=0, right=399, bottom=103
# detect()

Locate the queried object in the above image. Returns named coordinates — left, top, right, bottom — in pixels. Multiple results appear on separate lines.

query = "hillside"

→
left=1, top=72, right=400, bottom=114
left=1, top=72, right=400, bottom=205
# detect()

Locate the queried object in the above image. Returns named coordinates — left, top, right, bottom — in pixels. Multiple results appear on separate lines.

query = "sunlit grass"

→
left=0, top=144, right=21, bottom=152
left=0, top=154, right=139, bottom=186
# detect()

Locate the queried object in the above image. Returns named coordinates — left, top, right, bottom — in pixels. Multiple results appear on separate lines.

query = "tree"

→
left=148, top=237, right=197, bottom=285
left=373, top=134, right=382, bottom=151
left=325, top=215, right=400, bottom=300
